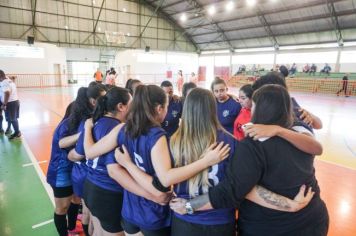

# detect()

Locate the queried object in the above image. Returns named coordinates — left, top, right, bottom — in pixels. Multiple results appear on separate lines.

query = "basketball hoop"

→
left=105, top=31, right=126, bottom=45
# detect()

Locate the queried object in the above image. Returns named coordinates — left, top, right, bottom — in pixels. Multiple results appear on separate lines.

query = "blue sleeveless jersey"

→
left=117, top=125, right=171, bottom=230
left=47, top=118, right=74, bottom=187
left=174, top=130, right=236, bottom=225
left=85, top=117, right=122, bottom=192
left=217, top=97, right=241, bottom=134
left=161, top=98, right=182, bottom=137
left=71, top=121, right=88, bottom=197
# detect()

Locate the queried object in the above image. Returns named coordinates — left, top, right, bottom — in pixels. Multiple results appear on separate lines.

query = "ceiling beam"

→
left=0, top=21, right=191, bottom=43
left=195, top=26, right=355, bottom=45
left=161, top=0, right=186, bottom=9
left=182, top=0, right=345, bottom=30
left=190, top=9, right=356, bottom=37
left=326, top=0, right=344, bottom=46
left=140, top=0, right=199, bottom=50
left=0, top=5, right=177, bottom=31
left=257, top=10, right=279, bottom=48
left=93, top=0, right=106, bottom=33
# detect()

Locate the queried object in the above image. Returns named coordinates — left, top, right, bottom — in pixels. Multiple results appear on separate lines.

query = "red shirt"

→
left=233, top=107, right=251, bottom=141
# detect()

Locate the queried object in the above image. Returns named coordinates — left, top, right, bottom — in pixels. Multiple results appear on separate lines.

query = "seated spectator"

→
left=303, top=64, right=311, bottom=73
left=309, top=64, right=317, bottom=76
left=320, top=63, right=331, bottom=76
left=289, top=63, right=297, bottom=77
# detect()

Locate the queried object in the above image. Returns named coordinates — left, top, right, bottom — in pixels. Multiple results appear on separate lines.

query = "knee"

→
left=55, top=205, right=70, bottom=215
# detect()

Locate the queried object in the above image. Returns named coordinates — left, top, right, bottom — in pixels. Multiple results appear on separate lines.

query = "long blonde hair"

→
left=170, top=88, right=223, bottom=197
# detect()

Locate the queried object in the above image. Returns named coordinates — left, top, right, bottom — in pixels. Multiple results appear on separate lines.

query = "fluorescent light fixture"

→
left=180, top=13, right=187, bottom=22
left=208, top=6, right=216, bottom=15
left=226, top=1, right=234, bottom=11
left=126, top=33, right=130, bottom=36
left=246, top=0, right=256, bottom=7
left=234, top=47, right=275, bottom=53
left=279, top=43, right=339, bottom=50
left=65, top=25, right=69, bottom=29
left=98, top=27, right=101, bottom=32
left=123, top=8, right=127, bottom=12
left=92, top=0, right=95, bottom=4
left=201, top=50, right=230, bottom=54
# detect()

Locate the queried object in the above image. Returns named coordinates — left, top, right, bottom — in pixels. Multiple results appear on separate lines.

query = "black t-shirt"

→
left=209, top=137, right=328, bottom=235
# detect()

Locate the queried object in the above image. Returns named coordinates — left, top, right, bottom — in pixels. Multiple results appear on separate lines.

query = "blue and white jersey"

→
left=86, top=117, right=122, bottom=192
left=47, top=118, right=74, bottom=187
left=117, top=125, right=171, bottom=230
left=174, top=130, right=236, bottom=225
left=217, top=97, right=241, bottom=134
left=161, top=98, right=182, bottom=137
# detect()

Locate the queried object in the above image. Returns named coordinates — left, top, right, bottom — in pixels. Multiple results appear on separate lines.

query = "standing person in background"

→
left=211, top=77, right=241, bottom=135
left=106, top=68, right=117, bottom=86
left=189, top=72, right=198, bottom=84
left=177, top=70, right=184, bottom=95
left=160, top=80, right=183, bottom=137
left=337, top=74, right=349, bottom=97
left=93, top=68, right=103, bottom=84
left=0, top=70, right=21, bottom=140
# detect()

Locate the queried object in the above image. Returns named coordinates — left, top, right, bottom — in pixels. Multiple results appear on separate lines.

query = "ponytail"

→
left=92, top=96, right=108, bottom=123
left=126, top=85, right=167, bottom=138
left=92, top=87, right=131, bottom=123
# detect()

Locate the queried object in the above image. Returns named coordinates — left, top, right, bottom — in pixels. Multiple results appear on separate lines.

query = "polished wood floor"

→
left=15, top=87, right=356, bottom=236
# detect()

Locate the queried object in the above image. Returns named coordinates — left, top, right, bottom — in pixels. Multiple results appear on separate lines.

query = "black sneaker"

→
left=5, top=128, right=12, bottom=135
left=9, top=132, right=22, bottom=140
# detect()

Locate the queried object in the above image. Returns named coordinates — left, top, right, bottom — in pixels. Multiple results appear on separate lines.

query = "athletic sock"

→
left=54, top=213, right=68, bottom=236
left=67, top=203, right=80, bottom=230
left=82, top=223, right=89, bottom=236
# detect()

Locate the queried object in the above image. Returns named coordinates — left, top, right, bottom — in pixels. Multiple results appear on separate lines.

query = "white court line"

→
left=32, top=219, right=54, bottom=229
left=22, top=160, right=47, bottom=167
left=21, top=137, right=55, bottom=206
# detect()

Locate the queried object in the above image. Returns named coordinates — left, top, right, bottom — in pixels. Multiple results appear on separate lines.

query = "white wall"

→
left=0, top=39, right=66, bottom=74
left=115, top=49, right=199, bottom=85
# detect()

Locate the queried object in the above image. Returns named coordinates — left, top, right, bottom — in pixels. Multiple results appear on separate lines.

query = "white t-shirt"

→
left=1, top=78, right=18, bottom=103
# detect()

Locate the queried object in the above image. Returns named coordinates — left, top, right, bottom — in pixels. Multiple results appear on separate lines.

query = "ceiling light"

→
left=65, top=25, right=68, bottom=29
left=92, top=0, right=95, bottom=4
left=246, top=0, right=256, bottom=7
left=126, top=33, right=130, bottom=36
left=226, top=1, right=234, bottom=11
left=123, top=8, right=127, bottom=12
left=98, top=27, right=101, bottom=32
left=195, top=13, right=199, bottom=17
left=208, top=6, right=216, bottom=15
left=180, top=13, right=187, bottom=22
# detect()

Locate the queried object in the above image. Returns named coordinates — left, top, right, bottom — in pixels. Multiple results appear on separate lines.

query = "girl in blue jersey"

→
left=66, top=84, right=106, bottom=235
left=83, top=85, right=230, bottom=236
left=211, top=77, right=241, bottom=134
left=115, top=88, right=317, bottom=235
left=47, top=87, right=87, bottom=236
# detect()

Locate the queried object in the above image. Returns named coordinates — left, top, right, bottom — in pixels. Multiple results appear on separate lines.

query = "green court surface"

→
left=0, top=135, right=57, bottom=236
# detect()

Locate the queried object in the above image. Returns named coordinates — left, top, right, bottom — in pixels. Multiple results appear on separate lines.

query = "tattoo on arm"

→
left=190, top=193, right=210, bottom=211
left=256, top=186, right=291, bottom=210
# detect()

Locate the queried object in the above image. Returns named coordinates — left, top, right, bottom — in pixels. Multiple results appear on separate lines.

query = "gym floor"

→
left=0, top=87, right=355, bottom=236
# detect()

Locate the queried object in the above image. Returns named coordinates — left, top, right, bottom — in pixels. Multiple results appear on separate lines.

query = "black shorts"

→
left=171, top=214, right=235, bottom=236
left=5, top=100, right=20, bottom=121
left=52, top=185, right=73, bottom=198
left=122, top=218, right=171, bottom=236
left=83, top=179, right=123, bottom=233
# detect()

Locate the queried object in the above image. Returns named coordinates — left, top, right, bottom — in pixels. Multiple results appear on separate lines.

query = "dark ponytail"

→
left=126, top=85, right=167, bottom=138
left=92, top=87, right=131, bottom=123
left=67, top=85, right=104, bottom=134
